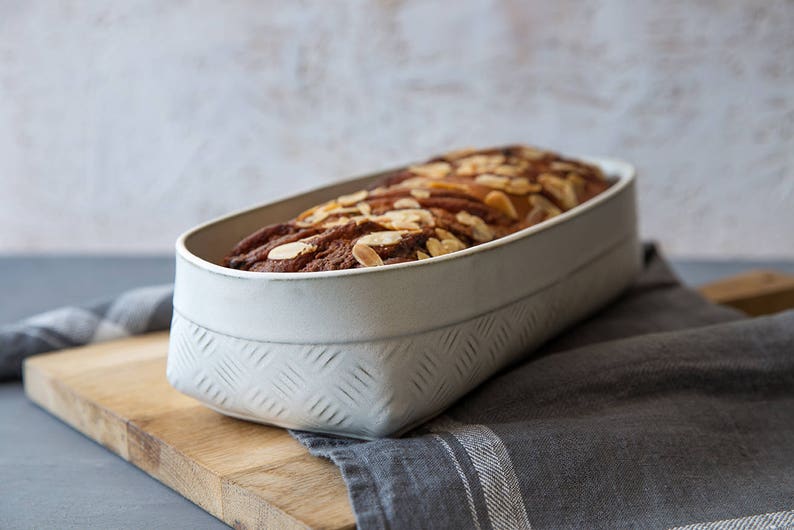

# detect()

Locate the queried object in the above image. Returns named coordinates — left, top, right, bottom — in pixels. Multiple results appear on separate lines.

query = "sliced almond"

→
left=268, top=241, right=317, bottom=260
left=455, top=211, right=495, bottom=242
left=322, top=216, right=351, bottom=228
left=425, top=237, right=446, bottom=257
left=297, top=200, right=335, bottom=221
left=474, top=174, right=510, bottom=190
left=352, top=242, right=383, bottom=267
left=435, top=229, right=466, bottom=252
left=550, top=161, right=582, bottom=172
left=567, top=173, right=586, bottom=198
left=393, top=197, right=421, bottom=209
left=337, top=190, right=369, bottom=207
left=441, top=238, right=466, bottom=253
left=493, top=164, right=520, bottom=177
left=397, top=177, right=430, bottom=189
left=416, top=250, right=430, bottom=260
left=484, top=190, right=518, bottom=220
left=410, top=188, right=431, bottom=199
left=505, top=177, right=542, bottom=195
left=471, top=223, right=494, bottom=242
left=455, top=210, right=481, bottom=226
left=456, top=154, right=505, bottom=176
left=356, top=202, right=372, bottom=215
left=409, top=162, right=451, bottom=179
left=424, top=180, right=470, bottom=192
left=377, top=209, right=435, bottom=229
left=435, top=228, right=457, bottom=241
left=538, top=174, right=578, bottom=210
left=295, top=209, right=330, bottom=227
left=526, top=207, right=546, bottom=226
left=516, top=146, right=547, bottom=160
left=357, top=230, right=405, bottom=247
left=528, top=194, right=562, bottom=217
left=327, top=206, right=361, bottom=214
left=392, top=220, right=421, bottom=231
left=296, top=207, right=318, bottom=222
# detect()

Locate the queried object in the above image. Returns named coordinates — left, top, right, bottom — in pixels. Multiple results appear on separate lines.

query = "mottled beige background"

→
left=1, top=1, right=792, bottom=257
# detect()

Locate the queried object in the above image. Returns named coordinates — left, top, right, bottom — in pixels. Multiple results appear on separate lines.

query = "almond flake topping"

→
left=529, top=195, right=562, bottom=217
left=517, top=146, right=547, bottom=160
left=471, top=224, right=495, bottom=242
left=505, top=177, right=542, bottom=195
left=357, top=230, right=405, bottom=247
left=538, top=174, right=578, bottom=210
left=435, top=228, right=467, bottom=251
left=442, top=239, right=466, bottom=253
left=424, top=180, right=470, bottom=192
left=456, top=154, right=505, bottom=176
left=356, top=202, right=372, bottom=215
left=484, top=190, right=518, bottom=220
left=268, top=241, right=317, bottom=260
left=337, top=190, right=369, bottom=206
left=550, top=161, right=582, bottom=172
left=526, top=208, right=546, bottom=226
left=455, top=211, right=495, bottom=242
left=410, top=189, right=431, bottom=199
left=393, top=197, right=421, bottom=209
left=409, top=162, right=451, bottom=179
left=297, top=201, right=336, bottom=221
left=493, top=164, right=521, bottom=177
left=323, top=216, right=351, bottom=228
left=425, top=237, right=447, bottom=257
left=398, top=177, right=430, bottom=189
left=474, top=174, right=510, bottom=190
left=376, top=209, right=435, bottom=230
left=435, top=228, right=457, bottom=241
left=567, top=173, right=586, bottom=196
left=455, top=210, right=481, bottom=226
left=416, top=250, right=430, bottom=260
left=352, top=243, right=383, bottom=267
left=295, top=209, right=330, bottom=227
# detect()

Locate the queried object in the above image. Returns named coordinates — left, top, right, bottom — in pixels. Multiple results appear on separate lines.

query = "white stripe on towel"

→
left=430, top=417, right=532, bottom=530
left=669, top=509, right=794, bottom=530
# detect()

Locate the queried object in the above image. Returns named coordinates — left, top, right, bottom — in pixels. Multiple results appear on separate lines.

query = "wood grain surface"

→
left=24, top=333, right=355, bottom=530
left=23, top=271, right=794, bottom=529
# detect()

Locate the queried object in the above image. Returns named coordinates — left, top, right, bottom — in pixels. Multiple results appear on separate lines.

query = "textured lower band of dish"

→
left=167, top=235, right=640, bottom=439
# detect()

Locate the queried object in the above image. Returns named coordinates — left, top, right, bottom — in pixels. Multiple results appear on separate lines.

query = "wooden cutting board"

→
left=24, top=332, right=355, bottom=530
left=22, top=270, right=794, bottom=529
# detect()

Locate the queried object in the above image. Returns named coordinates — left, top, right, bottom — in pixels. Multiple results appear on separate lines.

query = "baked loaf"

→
left=224, top=145, right=611, bottom=272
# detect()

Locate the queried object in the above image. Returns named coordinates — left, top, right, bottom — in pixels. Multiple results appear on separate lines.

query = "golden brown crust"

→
left=223, top=145, right=611, bottom=272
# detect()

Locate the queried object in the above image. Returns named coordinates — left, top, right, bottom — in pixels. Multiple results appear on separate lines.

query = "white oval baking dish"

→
left=167, top=156, right=640, bottom=439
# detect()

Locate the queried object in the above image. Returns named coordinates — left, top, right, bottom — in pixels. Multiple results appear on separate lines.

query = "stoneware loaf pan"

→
left=167, top=156, right=640, bottom=439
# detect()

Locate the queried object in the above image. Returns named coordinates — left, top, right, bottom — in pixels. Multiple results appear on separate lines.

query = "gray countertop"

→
left=2, top=255, right=794, bottom=529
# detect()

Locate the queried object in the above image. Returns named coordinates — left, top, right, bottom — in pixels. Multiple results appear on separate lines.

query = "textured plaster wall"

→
left=1, top=0, right=792, bottom=257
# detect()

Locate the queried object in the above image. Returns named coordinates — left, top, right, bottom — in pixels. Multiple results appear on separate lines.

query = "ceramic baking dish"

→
left=167, top=156, right=640, bottom=439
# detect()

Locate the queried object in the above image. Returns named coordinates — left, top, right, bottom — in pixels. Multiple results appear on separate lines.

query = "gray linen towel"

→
left=0, top=284, right=173, bottom=381
left=3, top=247, right=794, bottom=529
left=292, top=248, right=794, bottom=529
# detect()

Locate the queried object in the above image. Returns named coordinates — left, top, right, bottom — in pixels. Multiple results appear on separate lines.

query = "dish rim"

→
left=176, top=155, right=636, bottom=281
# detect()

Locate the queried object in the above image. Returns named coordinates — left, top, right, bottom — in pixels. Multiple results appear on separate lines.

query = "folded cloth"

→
left=0, top=285, right=173, bottom=381
left=293, top=247, right=794, bottom=529
left=3, top=247, right=793, bottom=529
